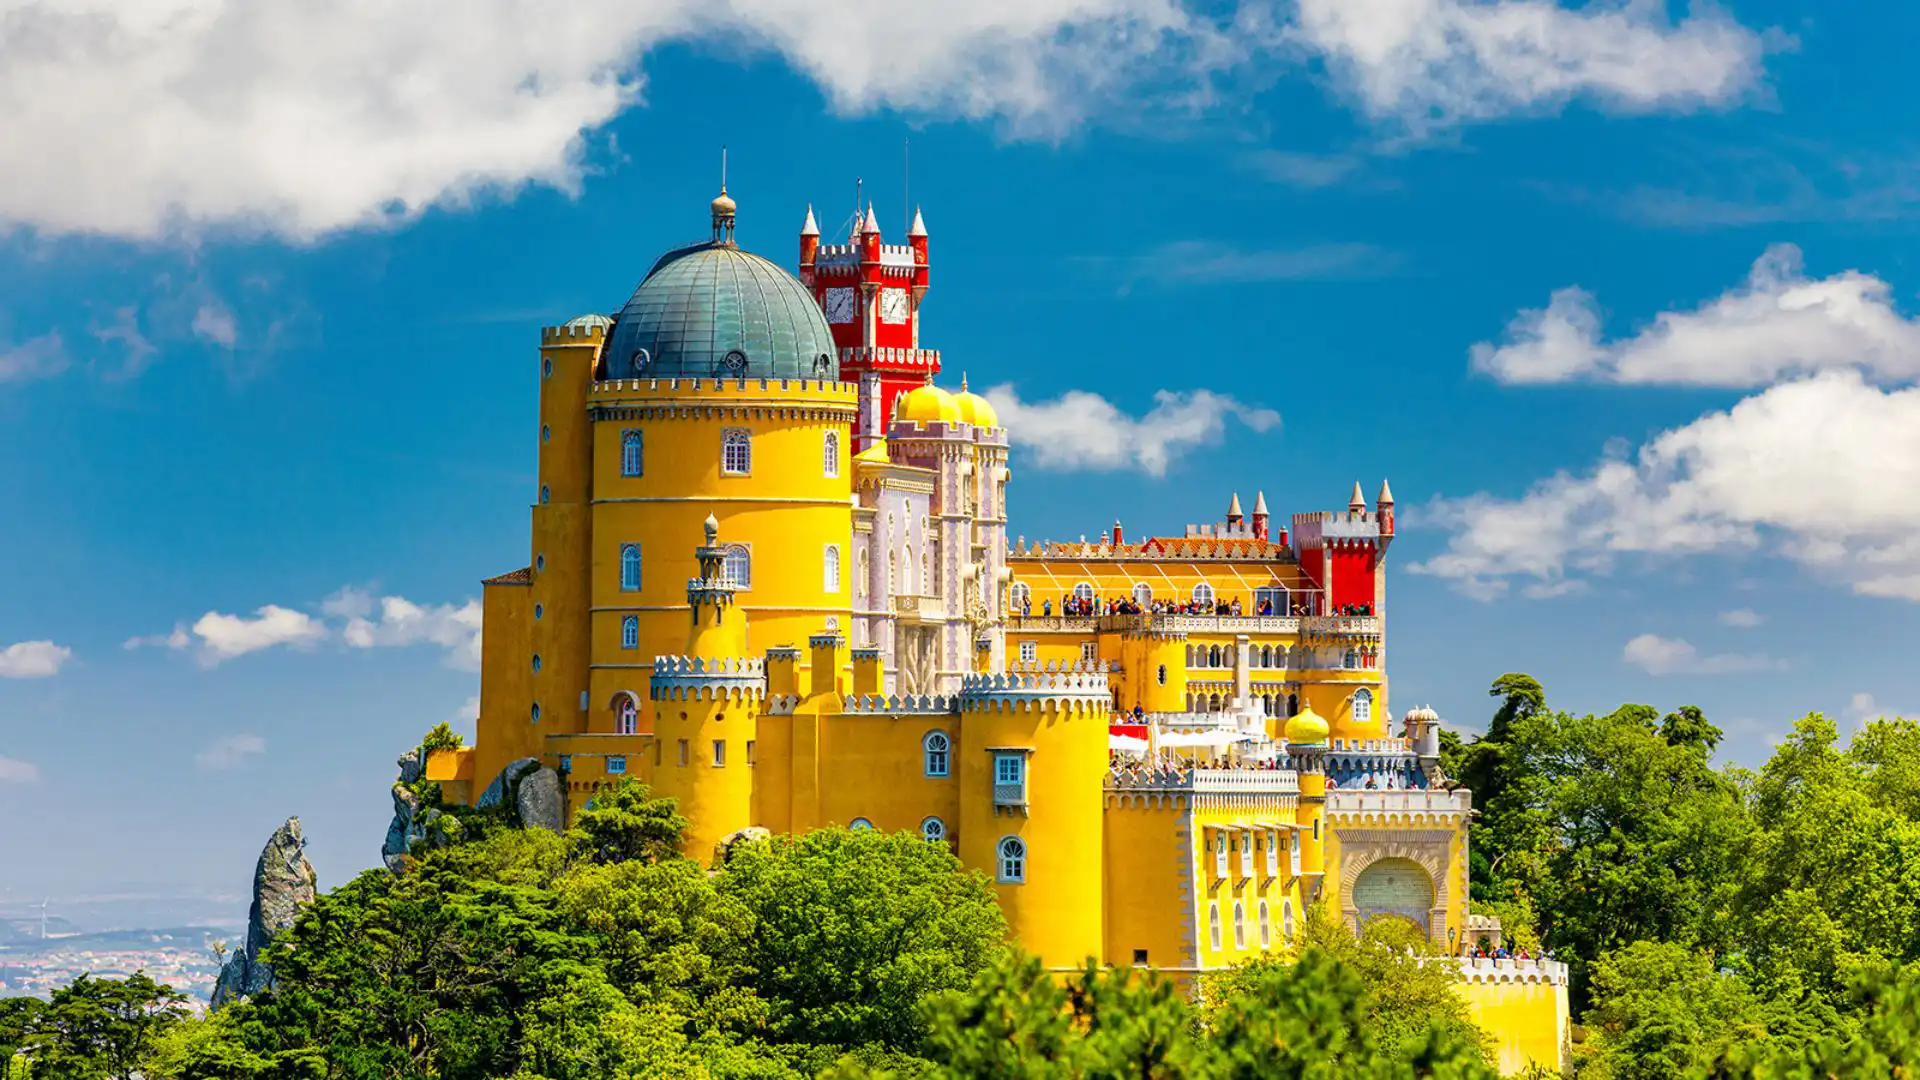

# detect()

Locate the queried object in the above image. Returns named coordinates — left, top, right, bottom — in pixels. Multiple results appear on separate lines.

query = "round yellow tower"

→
left=956, top=666, right=1113, bottom=966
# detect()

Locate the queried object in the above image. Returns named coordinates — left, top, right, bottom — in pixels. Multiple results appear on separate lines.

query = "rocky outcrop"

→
left=516, top=766, right=565, bottom=832
left=384, top=753, right=565, bottom=871
left=212, top=817, right=317, bottom=1008
left=713, top=826, right=772, bottom=866
left=381, top=748, right=434, bottom=872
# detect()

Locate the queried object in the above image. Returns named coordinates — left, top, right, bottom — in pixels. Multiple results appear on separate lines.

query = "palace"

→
left=425, top=187, right=1568, bottom=1073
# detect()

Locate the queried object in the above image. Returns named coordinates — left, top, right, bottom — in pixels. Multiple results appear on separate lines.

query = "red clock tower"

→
left=798, top=202, right=938, bottom=447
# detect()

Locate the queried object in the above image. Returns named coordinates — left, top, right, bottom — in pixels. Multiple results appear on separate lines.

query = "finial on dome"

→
left=710, top=144, right=737, bottom=244
left=801, top=203, right=819, bottom=237
left=1349, top=481, right=1365, bottom=513
left=703, top=513, right=719, bottom=545
left=960, top=372, right=969, bottom=392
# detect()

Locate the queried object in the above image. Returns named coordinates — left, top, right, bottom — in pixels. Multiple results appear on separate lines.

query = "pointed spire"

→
left=1252, top=491, right=1269, bottom=517
left=801, top=204, right=819, bottom=237
left=862, top=202, right=880, bottom=235
left=1377, top=478, right=1395, bottom=506
left=1227, top=492, right=1244, bottom=520
left=960, top=372, right=969, bottom=392
left=909, top=206, right=927, bottom=237
left=1349, top=481, right=1365, bottom=513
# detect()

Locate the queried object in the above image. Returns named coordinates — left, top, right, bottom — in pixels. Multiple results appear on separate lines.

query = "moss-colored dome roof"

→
left=604, top=243, right=837, bottom=381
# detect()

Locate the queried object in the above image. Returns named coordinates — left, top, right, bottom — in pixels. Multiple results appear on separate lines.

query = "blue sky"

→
left=4, top=0, right=1919, bottom=902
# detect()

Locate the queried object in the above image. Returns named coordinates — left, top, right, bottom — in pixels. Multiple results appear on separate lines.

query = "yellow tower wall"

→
left=1102, top=798, right=1196, bottom=968
left=1457, top=970, right=1570, bottom=1075
left=815, top=711, right=960, bottom=835
left=474, top=580, right=535, bottom=789
left=1186, top=798, right=1305, bottom=968
left=530, top=325, right=600, bottom=740
left=957, top=693, right=1109, bottom=968
left=649, top=679, right=763, bottom=863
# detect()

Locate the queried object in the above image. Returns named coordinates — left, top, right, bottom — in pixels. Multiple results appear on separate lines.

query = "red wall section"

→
left=1327, top=545, right=1378, bottom=610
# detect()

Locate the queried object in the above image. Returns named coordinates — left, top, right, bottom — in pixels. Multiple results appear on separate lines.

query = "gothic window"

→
left=620, top=615, right=638, bottom=650
left=1283, top=900, right=1296, bottom=940
left=615, top=696, right=638, bottom=735
left=923, top=731, right=951, bottom=777
left=1073, top=582, right=1094, bottom=603
left=922, top=816, right=947, bottom=844
left=1287, top=693, right=1299, bottom=717
left=1132, top=582, right=1152, bottom=606
left=1009, top=581, right=1030, bottom=611
left=1344, top=648, right=1358, bottom=669
left=998, top=836, right=1026, bottom=883
left=823, top=544, right=841, bottom=593
left=850, top=817, right=873, bottom=831
left=724, top=545, right=752, bottom=589
left=823, top=431, right=840, bottom=478
left=1208, top=903, right=1222, bottom=950
left=621, top=429, right=643, bottom=476
left=620, top=544, right=641, bottom=591
left=1193, top=582, right=1215, bottom=607
left=856, top=548, right=869, bottom=595
left=1233, top=902, right=1246, bottom=949
left=1259, top=901, right=1271, bottom=949
left=1352, top=688, right=1373, bottom=726
left=1209, top=645, right=1223, bottom=668
left=721, top=428, right=751, bottom=475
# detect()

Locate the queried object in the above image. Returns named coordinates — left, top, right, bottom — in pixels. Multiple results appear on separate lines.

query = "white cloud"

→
left=0, top=0, right=1777, bottom=241
left=1848, top=692, right=1914, bottom=722
left=189, top=605, right=328, bottom=664
left=1471, top=245, right=1920, bottom=387
left=1290, top=0, right=1773, bottom=131
left=1718, top=608, right=1763, bottom=628
left=0, top=756, right=39, bottom=783
left=1245, top=149, right=1364, bottom=188
left=195, top=733, right=266, bottom=773
left=984, top=386, right=1279, bottom=477
left=0, top=332, right=69, bottom=383
left=1622, top=633, right=1773, bottom=676
left=191, top=301, right=238, bottom=349
left=326, top=588, right=483, bottom=670
left=1412, top=371, right=1920, bottom=601
left=123, top=626, right=193, bottom=652
left=0, top=641, right=73, bottom=679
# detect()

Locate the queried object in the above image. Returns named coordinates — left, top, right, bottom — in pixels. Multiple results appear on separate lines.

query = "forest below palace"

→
left=4, top=674, right=1920, bottom=1078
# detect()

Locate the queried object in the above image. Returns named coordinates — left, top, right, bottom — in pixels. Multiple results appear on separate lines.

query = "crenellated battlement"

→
left=1449, top=956, right=1570, bottom=986
left=1005, top=659, right=1113, bottom=675
left=840, top=693, right=958, bottom=715
left=588, top=376, right=859, bottom=401
left=648, top=655, right=767, bottom=701
left=840, top=346, right=940, bottom=370
left=959, top=669, right=1111, bottom=714
left=1292, top=509, right=1383, bottom=545
left=541, top=323, right=609, bottom=345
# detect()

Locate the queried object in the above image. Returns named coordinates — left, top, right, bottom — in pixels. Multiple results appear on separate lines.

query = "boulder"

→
left=212, top=817, right=317, bottom=1007
left=713, top=826, right=772, bottom=866
left=515, top=766, right=565, bottom=833
left=478, top=757, right=540, bottom=810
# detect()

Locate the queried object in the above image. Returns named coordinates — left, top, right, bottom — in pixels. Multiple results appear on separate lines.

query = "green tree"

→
left=568, top=779, right=691, bottom=866
left=1578, top=941, right=1776, bottom=1080
left=0, top=997, right=46, bottom=1072
left=715, top=828, right=1007, bottom=1049
left=420, top=722, right=465, bottom=754
left=20, top=972, right=189, bottom=1080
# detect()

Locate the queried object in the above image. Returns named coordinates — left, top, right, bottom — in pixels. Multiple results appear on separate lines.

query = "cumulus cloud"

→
left=1622, top=633, right=1774, bottom=676
left=1471, top=245, right=1920, bottom=386
left=0, top=641, right=73, bottom=679
left=1718, top=608, right=1763, bottom=628
left=0, top=332, right=69, bottom=383
left=325, top=588, right=484, bottom=671
left=1848, top=692, right=1914, bottom=722
left=1291, top=0, right=1773, bottom=130
left=195, top=733, right=266, bottom=773
left=1413, top=371, right=1920, bottom=601
left=0, top=756, right=39, bottom=783
left=0, top=0, right=1774, bottom=240
left=128, top=607, right=325, bottom=664
left=984, top=386, right=1279, bottom=477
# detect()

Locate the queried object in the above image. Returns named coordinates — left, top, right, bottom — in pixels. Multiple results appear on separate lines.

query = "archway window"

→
left=1209, top=693, right=1223, bottom=712
left=923, top=731, right=951, bottom=777
left=1259, top=900, right=1272, bottom=949
left=621, top=429, right=643, bottom=476
left=1352, top=688, right=1373, bottom=726
left=620, top=544, right=641, bottom=591
left=823, top=431, right=840, bottom=478
left=721, top=428, right=752, bottom=475
left=1073, top=582, right=1095, bottom=603
left=922, top=816, right=947, bottom=844
left=615, top=696, right=638, bottom=735
left=621, top=615, right=639, bottom=650
left=1284, top=900, right=1296, bottom=940
left=1208, top=903, right=1222, bottom=950
left=849, top=818, right=873, bottom=831
left=1010, top=581, right=1030, bottom=611
left=1287, top=693, right=1299, bottom=717
left=823, top=544, right=841, bottom=593
left=1233, top=902, right=1246, bottom=949
left=1192, top=583, right=1215, bottom=608
left=724, top=545, right=752, bottom=589
left=1132, top=583, right=1152, bottom=606
left=1344, top=647, right=1359, bottom=669
left=997, top=836, right=1026, bottom=883
left=1209, top=645, right=1223, bottom=667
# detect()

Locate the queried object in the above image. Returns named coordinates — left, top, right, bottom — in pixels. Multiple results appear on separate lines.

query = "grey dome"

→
left=604, top=243, right=837, bottom=381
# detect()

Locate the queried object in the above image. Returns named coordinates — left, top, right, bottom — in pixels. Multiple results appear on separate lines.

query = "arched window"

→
left=997, top=836, right=1026, bottom=883
left=621, top=429, right=643, bottom=476
left=621, top=615, right=639, bottom=650
left=531, top=654, right=541, bottom=673
left=1209, top=645, right=1223, bottom=667
left=1259, top=901, right=1271, bottom=949
left=620, top=544, right=641, bottom=591
left=723, top=545, right=752, bottom=589
left=1287, top=693, right=1299, bottom=717
left=856, top=548, right=869, bottom=593
left=1157, top=664, right=1167, bottom=685
left=1186, top=645, right=1198, bottom=668
left=1193, top=583, right=1215, bottom=608
left=823, top=544, right=841, bottom=593
left=823, top=431, right=840, bottom=478
left=1073, top=582, right=1094, bottom=603
left=923, top=731, right=951, bottom=777
left=539, top=484, right=550, bottom=504
left=1009, top=581, right=1030, bottom=611
left=1132, top=582, right=1152, bottom=606
left=721, top=428, right=751, bottom=475
left=1255, top=584, right=1287, bottom=614
left=921, top=816, right=946, bottom=843
left=1352, top=688, right=1373, bottom=726
left=615, top=696, right=638, bottom=735
left=1283, top=900, right=1296, bottom=940
left=1209, top=693, right=1223, bottom=712
left=530, top=703, right=542, bottom=723
left=1208, top=903, right=1222, bottom=950
left=1233, top=902, right=1246, bottom=949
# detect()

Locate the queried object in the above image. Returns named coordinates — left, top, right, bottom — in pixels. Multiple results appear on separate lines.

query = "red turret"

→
left=1377, top=478, right=1395, bottom=536
left=1251, top=491, right=1270, bottom=541
left=1291, top=482, right=1393, bottom=616
left=798, top=205, right=819, bottom=283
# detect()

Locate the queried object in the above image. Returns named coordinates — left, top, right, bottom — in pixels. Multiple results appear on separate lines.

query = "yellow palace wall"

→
left=1459, top=976, right=1572, bottom=1075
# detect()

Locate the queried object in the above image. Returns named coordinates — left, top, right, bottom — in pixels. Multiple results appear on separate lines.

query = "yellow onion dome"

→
left=953, top=378, right=1000, bottom=429
left=1285, top=705, right=1330, bottom=745
left=897, top=382, right=962, bottom=425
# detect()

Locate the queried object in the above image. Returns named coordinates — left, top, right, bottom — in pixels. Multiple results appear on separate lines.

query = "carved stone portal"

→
left=1333, top=828, right=1454, bottom=944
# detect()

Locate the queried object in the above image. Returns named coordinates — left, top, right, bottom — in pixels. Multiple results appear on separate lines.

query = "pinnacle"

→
left=862, top=203, right=880, bottom=235
left=1349, top=481, right=1365, bottom=512
left=1228, top=492, right=1244, bottom=518
left=1253, top=491, right=1269, bottom=516
left=909, top=206, right=927, bottom=237
left=1378, top=478, right=1395, bottom=506
left=801, top=204, right=819, bottom=237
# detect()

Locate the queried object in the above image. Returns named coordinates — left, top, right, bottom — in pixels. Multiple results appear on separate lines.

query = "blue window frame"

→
left=621, top=615, right=639, bottom=650
left=620, top=544, right=641, bottom=591
left=621, top=429, right=643, bottom=476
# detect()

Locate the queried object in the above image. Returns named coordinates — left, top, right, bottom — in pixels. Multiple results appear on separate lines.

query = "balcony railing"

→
left=1108, top=767, right=1299, bottom=794
left=1325, top=788, right=1471, bottom=815
left=993, top=781, right=1028, bottom=809
left=1006, top=614, right=1097, bottom=632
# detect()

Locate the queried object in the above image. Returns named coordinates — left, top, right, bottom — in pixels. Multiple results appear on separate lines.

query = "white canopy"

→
left=1110, top=734, right=1150, bottom=753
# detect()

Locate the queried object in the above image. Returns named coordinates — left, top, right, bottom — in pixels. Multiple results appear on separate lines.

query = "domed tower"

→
left=1286, top=705, right=1332, bottom=903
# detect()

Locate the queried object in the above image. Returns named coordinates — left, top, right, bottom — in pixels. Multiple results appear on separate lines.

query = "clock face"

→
left=879, top=287, right=910, bottom=325
left=824, top=287, right=856, bottom=324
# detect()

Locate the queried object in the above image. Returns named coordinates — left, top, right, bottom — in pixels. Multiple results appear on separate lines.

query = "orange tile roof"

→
left=482, top=566, right=532, bottom=585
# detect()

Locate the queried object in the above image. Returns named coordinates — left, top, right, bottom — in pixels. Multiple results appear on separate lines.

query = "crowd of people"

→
left=1017, top=593, right=1345, bottom=619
